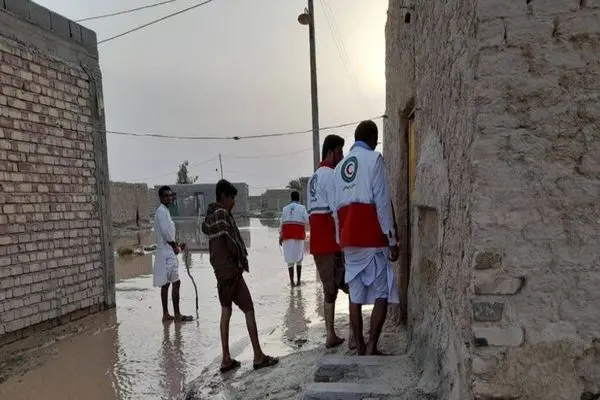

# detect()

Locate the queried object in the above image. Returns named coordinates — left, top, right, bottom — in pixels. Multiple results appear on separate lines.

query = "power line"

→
left=319, top=0, right=363, bottom=102
left=98, top=0, right=218, bottom=45
left=222, top=148, right=312, bottom=159
left=105, top=115, right=385, bottom=141
left=75, top=0, right=177, bottom=23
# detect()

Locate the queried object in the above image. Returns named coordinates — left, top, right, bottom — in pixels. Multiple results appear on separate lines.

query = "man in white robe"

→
left=153, top=186, right=193, bottom=322
left=279, top=191, right=309, bottom=287
left=332, top=120, right=399, bottom=355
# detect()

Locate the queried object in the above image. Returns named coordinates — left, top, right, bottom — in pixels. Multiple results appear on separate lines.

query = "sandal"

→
left=219, top=359, right=241, bottom=373
left=175, top=315, right=194, bottom=322
left=253, top=355, right=279, bottom=371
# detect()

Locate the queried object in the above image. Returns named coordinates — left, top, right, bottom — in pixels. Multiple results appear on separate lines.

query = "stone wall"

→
left=385, top=0, right=477, bottom=399
left=149, top=183, right=250, bottom=218
left=386, top=0, right=600, bottom=399
left=260, top=189, right=290, bottom=213
left=471, top=2, right=600, bottom=399
left=109, top=182, right=150, bottom=229
left=0, top=1, right=113, bottom=344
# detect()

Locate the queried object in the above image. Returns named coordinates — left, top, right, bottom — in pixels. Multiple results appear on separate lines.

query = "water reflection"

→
left=160, top=322, right=186, bottom=400
left=115, top=254, right=153, bottom=282
left=0, top=219, right=334, bottom=400
left=258, top=218, right=280, bottom=229
left=314, top=284, right=324, bottom=320
left=283, top=288, right=309, bottom=349
left=175, top=217, right=251, bottom=251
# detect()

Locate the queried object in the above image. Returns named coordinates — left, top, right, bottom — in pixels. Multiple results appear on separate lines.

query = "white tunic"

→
left=280, top=202, right=309, bottom=265
left=332, top=142, right=399, bottom=304
left=153, top=204, right=179, bottom=287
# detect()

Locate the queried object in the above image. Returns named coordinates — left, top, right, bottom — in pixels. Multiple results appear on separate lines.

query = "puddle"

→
left=0, top=219, right=349, bottom=400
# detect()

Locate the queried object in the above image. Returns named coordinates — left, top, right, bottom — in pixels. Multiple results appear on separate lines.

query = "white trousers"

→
left=282, top=239, right=304, bottom=265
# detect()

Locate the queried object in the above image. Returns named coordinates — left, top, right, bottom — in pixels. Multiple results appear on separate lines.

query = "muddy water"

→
left=0, top=219, right=349, bottom=400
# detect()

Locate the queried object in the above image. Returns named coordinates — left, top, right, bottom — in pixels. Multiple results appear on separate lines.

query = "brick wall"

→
left=110, top=182, right=150, bottom=229
left=0, top=1, right=113, bottom=343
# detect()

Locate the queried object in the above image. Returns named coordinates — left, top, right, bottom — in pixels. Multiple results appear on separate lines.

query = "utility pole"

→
left=218, top=153, right=223, bottom=179
left=299, top=1, right=320, bottom=171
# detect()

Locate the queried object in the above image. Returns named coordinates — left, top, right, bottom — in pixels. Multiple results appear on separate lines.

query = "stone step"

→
left=314, top=355, right=411, bottom=383
left=303, top=383, right=398, bottom=400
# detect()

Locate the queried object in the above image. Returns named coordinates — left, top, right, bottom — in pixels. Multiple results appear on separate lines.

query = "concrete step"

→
left=314, top=355, right=412, bottom=383
left=303, top=382, right=398, bottom=400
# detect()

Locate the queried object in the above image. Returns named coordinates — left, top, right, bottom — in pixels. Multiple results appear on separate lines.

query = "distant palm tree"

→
left=287, top=179, right=301, bottom=191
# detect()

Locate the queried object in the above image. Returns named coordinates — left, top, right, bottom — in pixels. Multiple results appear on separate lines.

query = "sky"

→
left=35, top=0, right=388, bottom=195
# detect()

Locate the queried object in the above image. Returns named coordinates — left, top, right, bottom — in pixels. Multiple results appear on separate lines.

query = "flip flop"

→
left=253, top=355, right=279, bottom=371
left=175, top=315, right=194, bottom=322
left=219, top=359, right=241, bottom=373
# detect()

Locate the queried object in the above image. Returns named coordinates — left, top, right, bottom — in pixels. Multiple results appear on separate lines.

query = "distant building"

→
left=248, top=195, right=262, bottom=214
left=149, top=182, right=249, bottom=218
left=110, top=182, right=151, bottom=231
left=260, top=189, right=290, bottom=215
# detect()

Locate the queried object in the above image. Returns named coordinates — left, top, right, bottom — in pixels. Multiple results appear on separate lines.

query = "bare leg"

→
left=172, top=281, right=193, bottom=322
left=288, top=267, right=295, bottom=287
left=220, top=307, right=233, bottom=366
left=348, top=298, right=357, bottom=350
left=244, top=310, right=266, bottom=363
left=349, top=302, right=365, bottom=355
left=365, top=298, right=388, bottom=355
left=324, top=302, right=344, bottom=348
left=172, top=280, right=181, bottom=316
left=161, top=283, right=173, bottom=321
left=296, top=264, right=302, bottom=286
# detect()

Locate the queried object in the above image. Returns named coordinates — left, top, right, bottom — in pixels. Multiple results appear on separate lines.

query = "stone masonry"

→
left=0, top=1, right=113, bottom=344
left=110, top=181, right=150, bottom=229
left=386, top=0, right=600, bottom=399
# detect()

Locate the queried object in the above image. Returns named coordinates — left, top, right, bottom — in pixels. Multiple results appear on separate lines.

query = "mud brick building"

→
left=0, top=1, right=113, bottom=344
left=110, top=182, right=150, bottom=230
left=385, top=0, right=600, bottom=399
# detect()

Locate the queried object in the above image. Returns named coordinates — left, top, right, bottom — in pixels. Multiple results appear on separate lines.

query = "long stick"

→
left=176, top=228, right=199, bottom=317
left=183, top=247, right=199, bottom=316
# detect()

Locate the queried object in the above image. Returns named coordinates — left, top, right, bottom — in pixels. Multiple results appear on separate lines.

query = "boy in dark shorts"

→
left=202, top=179, right=279, bottom=373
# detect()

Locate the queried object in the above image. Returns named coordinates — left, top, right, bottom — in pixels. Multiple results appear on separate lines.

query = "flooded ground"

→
left=0, top=219, right=350, bottom=400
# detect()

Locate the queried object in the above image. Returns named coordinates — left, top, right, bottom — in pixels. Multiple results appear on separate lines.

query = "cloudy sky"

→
left=36, top=0, right=388, bottom=194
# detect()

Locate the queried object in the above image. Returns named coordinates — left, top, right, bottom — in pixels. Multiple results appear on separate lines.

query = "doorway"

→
left=401, top=105, right=417, bottom=323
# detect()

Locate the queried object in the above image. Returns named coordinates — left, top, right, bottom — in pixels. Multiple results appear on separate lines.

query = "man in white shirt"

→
left=332, top=120, right=399, bottom=355
left=153, top=186, right=193, bottom=322
left=279, top=191, right=309, bottom=287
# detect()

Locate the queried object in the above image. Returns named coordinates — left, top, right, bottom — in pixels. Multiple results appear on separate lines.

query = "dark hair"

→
left=321, top=134, right=345, bottom=160
left=354, top=120, right=378, bottom=142
left=216, top=179, right=237, bottom=201
left=158, top=186, right=171, bottom=198
left=291, top=191, right=300, bottom=202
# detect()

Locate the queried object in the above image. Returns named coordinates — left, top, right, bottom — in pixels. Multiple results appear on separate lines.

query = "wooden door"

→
left=407, top=115, right=417, bottom=201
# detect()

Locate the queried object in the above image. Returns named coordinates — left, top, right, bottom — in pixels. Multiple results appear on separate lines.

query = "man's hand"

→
left=172, top=244, right=181, bottom=255
left=179, top=243, right=187, bottom=251
left=389, top=245, right=399, bottom=262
